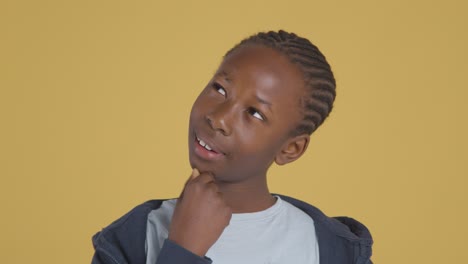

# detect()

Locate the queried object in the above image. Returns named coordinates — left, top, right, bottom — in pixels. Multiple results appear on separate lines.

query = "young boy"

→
left=91, top=30, right=373, bottom=264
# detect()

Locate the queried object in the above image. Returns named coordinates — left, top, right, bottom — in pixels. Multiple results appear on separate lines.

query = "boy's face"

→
left=188, top=45, right=306, bottom=183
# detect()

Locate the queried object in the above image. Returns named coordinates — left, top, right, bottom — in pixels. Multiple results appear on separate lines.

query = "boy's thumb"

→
left=180, top=168, right=201, bottom=199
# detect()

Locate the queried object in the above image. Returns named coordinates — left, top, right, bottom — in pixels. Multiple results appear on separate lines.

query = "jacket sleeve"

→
left=91, top=232, right=128, bottom=264
left=156, top=239, right=212, bottom=264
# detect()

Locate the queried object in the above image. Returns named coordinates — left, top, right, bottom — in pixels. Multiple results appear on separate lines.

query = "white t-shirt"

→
left=145, top=196, right=319, bottom=264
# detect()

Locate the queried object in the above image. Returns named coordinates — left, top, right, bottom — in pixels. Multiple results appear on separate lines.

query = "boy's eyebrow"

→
left=215, top=70, right=232, bottom=83
left=215, top=69, right=271, bottom=110
left=256, top=94, right=272, bottom=110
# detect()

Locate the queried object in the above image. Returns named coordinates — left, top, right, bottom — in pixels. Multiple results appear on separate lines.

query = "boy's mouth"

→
left=193, top=134, right=226, bottom=161
left=196, top=136, right=220, bottom=154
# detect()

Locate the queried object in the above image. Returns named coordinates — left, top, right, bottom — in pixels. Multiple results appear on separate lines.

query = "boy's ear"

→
left=275, top=134, right=310, bottom=166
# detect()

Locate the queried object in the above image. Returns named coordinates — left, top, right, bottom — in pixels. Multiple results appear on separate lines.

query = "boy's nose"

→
left=205, top=104, right=233, bottom=136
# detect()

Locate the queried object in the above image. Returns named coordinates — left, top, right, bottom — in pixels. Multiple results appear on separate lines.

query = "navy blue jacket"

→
left=92, top=194, right=373, bottom=264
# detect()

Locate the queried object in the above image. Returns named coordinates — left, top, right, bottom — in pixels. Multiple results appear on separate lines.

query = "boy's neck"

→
left=216, top=178, right=276, bottom=214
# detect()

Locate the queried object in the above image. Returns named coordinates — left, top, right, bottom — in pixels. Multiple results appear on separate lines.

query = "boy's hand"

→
left=168, top=168, right=232, bottom=257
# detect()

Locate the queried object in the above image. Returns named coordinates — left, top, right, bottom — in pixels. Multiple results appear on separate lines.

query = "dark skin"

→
left=168, top=44, right=311, bottom=257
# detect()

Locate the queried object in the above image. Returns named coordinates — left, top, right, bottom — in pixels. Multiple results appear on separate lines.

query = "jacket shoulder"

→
left=277, top=194, right=373, bottom=264
left=92, top=200, right=166, bottom=264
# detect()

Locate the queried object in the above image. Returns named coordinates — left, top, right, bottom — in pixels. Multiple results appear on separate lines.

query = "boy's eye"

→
left=217, top=88, right=226, bottom=96
left=213, top=83, right=226, bottom=97
left=248, top=108, right=265, bottom=121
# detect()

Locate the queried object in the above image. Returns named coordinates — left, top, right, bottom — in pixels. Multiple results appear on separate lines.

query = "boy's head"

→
left=225, top=30, right=336, bottom=136
left=188, top=30, right=336, bottom=183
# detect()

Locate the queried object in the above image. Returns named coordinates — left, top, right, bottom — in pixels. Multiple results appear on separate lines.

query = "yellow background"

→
left=1, top=0, right=467, bottom=263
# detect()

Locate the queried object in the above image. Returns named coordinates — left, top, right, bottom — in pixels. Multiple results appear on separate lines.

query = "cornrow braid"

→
left=225, top=30, right=336, bottom=136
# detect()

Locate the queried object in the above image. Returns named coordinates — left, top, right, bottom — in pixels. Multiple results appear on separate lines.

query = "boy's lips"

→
left=193, top=133, right=226, bottom=160
left=196, top=136, right=217, bottom=152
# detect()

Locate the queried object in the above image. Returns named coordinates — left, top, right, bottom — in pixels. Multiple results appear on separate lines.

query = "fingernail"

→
left=192, top=168, right=200, bottom=178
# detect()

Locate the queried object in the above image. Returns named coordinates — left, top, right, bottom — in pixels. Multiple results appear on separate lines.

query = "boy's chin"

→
left=189, top=159, right=216, bottom=177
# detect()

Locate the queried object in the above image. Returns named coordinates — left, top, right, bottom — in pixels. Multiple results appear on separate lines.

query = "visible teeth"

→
left=199, top=139, right=206, bottom=147
left=197, top=137, right=213, bottom=151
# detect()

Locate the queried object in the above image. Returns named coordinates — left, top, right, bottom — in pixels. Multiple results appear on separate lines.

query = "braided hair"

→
left=225, top=30, right=336, bottom=136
